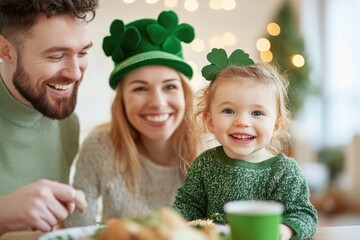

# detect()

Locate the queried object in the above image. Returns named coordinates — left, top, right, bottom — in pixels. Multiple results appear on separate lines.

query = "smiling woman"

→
left=121, top=66, right=186, bottom=143
left=64, top=10, right=203, bottom=227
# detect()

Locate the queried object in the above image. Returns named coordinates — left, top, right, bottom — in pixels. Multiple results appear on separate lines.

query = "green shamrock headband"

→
left=201, top=48, right=255, bottom=81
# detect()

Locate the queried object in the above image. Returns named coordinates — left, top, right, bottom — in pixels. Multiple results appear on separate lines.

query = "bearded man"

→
left=0, top=0, right=98, bottom=234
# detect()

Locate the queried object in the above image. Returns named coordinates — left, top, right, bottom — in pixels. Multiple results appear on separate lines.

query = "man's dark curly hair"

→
left=0, top=0, right=99, bottom=46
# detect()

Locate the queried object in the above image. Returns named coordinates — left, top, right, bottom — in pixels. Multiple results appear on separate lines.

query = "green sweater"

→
left=173, top=146, right=317, bottom=240
left=0, top=73, right=79, bottom=195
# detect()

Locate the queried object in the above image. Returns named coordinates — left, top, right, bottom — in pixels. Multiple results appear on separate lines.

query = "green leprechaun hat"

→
left=103, top=10, right=195, bottom=89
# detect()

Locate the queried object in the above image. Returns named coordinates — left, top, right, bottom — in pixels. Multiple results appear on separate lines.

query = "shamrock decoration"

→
left=201, top=48, right=254, bottom=81
left=102, top=19, right=141, bottom=65
left=147, top=10, right=195, bottom=55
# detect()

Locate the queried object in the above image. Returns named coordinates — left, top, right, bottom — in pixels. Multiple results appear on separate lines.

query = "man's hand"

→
left=0, top=179, right=87, bottom=235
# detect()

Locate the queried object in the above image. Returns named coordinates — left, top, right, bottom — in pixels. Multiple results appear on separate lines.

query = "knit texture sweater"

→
left=65, top=128, right=183, bottom=227
left=0, top=73, right=79, bottom=195
left=173, top=146, right=318, bottom=240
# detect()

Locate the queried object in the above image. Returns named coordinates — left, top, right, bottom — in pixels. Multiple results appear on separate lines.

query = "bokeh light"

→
left=145, top=0, right=158, bottom=4
left=209, top=0, right=222, bottom=10
left=291, top=54, right=305, bottom=67
left=191, top=38, right=206, bottom=52
left=256, top=38, right=271, bottom=52
left=222, top=0, right=236, bottom=10
left=164, top=0, right=178, bottom=8
left=223, top=32, right=237, bottom=46
left=184, top=0, right=198, bottom=11
left=267, top=22, right=281, bottom=36
left=260, top=51, right=273, bottom=62
left=209, top=36, right=225, bottom=49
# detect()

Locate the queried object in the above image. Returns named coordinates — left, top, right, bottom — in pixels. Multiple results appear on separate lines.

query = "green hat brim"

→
left=109, top=51, right=193, bottom=89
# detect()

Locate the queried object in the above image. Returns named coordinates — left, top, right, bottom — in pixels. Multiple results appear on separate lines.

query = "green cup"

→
left=224, top=200, right=283, bottom=240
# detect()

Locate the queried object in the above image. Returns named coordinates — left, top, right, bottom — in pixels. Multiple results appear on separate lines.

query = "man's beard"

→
left=12, top=62, right=81, bottom=120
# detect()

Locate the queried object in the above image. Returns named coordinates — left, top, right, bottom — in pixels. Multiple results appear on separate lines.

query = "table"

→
left=0, top=231, right=43, bottom=240
left=312, top=225, right=360, bottom=239
left=1, top=225, right=360, bottom=240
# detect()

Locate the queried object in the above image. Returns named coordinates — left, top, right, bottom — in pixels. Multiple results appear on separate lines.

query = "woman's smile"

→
left=143, top=113, right=172, bottom=123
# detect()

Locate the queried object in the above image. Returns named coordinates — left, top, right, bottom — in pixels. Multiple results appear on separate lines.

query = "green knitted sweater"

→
left=173, top=146, right=317, bottom=240
left=0, top=72, right=79, bottom=195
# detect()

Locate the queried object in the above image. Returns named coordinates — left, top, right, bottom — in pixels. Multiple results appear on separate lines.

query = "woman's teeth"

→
left=145, top=114, right=170, bottom=123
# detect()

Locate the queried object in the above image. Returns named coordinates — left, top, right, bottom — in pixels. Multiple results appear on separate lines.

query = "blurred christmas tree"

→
left=260, top=1, right=311, bottom=115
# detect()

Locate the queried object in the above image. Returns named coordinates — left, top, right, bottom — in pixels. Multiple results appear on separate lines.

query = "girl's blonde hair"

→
left=196, top=62, right=292, bottom=155
left=104, top=73, right=201, bottom=190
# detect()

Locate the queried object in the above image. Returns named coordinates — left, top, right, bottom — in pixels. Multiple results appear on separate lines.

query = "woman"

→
left=65, top=10, right=202, bottom=226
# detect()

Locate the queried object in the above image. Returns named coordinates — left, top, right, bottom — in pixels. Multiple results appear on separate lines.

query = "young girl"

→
left=65, top=11, right=202, bottom=226
left=173, top=48, right=318, bottom=240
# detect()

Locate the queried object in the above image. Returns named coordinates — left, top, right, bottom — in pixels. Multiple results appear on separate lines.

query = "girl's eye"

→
left=252, top=111, right=264, bottom=116
left=222, top=108, right=235, bottom=114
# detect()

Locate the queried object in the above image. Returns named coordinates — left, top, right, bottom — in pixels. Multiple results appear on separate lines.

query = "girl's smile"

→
left=205, top=77, right=279, bottom=162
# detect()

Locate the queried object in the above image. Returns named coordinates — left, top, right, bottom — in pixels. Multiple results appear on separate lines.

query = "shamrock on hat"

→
left=103, top=10, right=195, bottom=89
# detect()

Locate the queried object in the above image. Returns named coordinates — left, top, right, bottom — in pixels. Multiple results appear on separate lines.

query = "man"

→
left=0, top=0, right=98, bottom=234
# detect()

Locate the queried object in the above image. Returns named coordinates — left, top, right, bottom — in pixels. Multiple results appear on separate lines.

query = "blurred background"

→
left=77, top=0, right=360, bottom=227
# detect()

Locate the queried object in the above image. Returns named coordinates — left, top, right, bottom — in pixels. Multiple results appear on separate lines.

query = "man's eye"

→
left=78, top=49, right=89, bottom=57
left=48, top=55, right=64, bottom=60
left=78, top=51, right=88, bottom=57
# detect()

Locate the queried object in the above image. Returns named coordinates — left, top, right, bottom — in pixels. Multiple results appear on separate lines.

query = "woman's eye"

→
left=133, top=87, right=147, bottom=92
left=165, top=84, right=177, bottom=91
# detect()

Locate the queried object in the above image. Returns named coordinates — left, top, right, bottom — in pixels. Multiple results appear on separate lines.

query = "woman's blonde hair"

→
left=106, top=73, right=201, bottom=190
left=196, top=62, right=292, bottom=155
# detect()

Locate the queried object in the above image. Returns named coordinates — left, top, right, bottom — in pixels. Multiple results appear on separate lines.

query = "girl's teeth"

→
left=233, top=134, right=252, bottom=139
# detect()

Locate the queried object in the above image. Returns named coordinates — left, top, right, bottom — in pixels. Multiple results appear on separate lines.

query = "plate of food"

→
left=39, top=208, right=230, bottom=240
left=38, top=225, right=103, bottom=240
left=38, top=225, right=102, bottom=240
